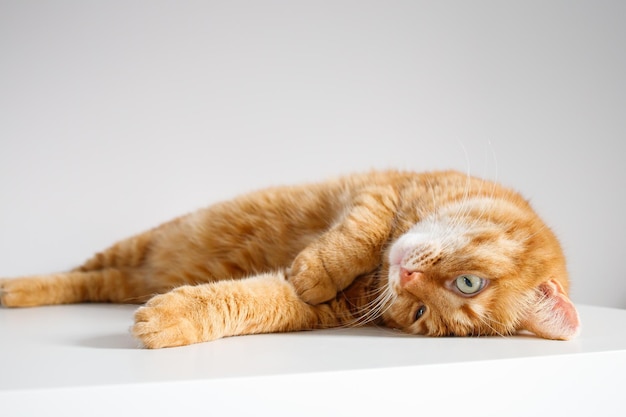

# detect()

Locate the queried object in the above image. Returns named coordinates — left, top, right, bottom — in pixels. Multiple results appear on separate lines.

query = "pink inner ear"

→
left=522, top=279, right=581, bottom=340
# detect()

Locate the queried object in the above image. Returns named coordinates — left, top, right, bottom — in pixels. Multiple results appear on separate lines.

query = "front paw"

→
left=132, top=287, right=218, bottom=348
left=289, top=254, right=337, bottom=305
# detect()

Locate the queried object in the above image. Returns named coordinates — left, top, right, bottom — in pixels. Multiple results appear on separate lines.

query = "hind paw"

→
left=0, top=278, right=44, bottom=307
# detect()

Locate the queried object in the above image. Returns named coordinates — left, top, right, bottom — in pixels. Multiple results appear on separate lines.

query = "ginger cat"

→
left=0, top=170, right=580, bottom=348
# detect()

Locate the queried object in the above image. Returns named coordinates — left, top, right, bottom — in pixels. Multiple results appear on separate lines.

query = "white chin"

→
left=387, top=264, right=403, bottom=288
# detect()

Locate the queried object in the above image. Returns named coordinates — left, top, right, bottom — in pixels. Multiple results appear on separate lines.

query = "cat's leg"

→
left=0, top=222, right=176, bottom=307
left=288, top=185, right=399, bottom=304
left=132, top=271, right=338, bottom=348
left=0, top=268, right=155, bottom=307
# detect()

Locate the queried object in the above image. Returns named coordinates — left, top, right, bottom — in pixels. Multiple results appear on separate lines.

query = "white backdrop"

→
left=1, top=1, right=624, bottom=308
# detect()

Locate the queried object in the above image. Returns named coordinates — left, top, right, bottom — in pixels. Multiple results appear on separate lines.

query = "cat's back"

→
left=144, top=170, right=416, bottom=279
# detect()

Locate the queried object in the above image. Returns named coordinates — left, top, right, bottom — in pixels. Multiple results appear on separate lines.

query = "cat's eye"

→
left=455, top=274, right=485, bottom=295
left=414, top=305, right=427, bottom=321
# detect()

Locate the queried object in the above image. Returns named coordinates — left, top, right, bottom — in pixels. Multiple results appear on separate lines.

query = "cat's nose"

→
left=400, top=268, right=425, bottom=286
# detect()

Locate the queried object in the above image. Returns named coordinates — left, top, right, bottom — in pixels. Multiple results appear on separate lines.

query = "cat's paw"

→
left=132, top=287, right=218, bottom=348
left=288, top=254, right=337, bottom=305
left=0, top=278, right=40, bottom=307
left=0, top=278, right=10, bottom=307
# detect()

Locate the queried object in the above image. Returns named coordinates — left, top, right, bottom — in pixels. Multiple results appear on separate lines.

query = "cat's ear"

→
left=520, top=279, right=581, bottom=340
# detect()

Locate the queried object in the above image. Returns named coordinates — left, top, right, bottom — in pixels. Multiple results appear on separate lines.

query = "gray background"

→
left=1, top=1, right=624, bottom=308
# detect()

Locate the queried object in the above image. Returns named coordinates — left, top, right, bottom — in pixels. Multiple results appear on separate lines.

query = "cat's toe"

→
left=288, top=267, right=337, bottom=305
left=0, top=279, right=9, bottom=307
left=0, top=279, right=32, bottom=307
left=131, top=291, right=213, bottom=348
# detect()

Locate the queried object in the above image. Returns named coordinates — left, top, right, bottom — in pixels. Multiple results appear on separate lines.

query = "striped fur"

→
left=1, top=170, right=579, bottom=348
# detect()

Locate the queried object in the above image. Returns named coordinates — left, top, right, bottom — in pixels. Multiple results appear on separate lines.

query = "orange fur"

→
left=0, top=170, right=580, bottom=348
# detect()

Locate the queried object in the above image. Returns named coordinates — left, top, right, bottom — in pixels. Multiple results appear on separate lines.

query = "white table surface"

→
left=1, top=304, right=625, bottom=416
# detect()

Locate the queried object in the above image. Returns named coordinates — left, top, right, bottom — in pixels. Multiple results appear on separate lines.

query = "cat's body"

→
left=0, top=170, right=580, bottom=348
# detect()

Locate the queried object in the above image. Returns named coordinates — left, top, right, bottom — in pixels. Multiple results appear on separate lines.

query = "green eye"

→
left=414, top=305, right=427, bottom=322
left=455, top=274, right=484, bottom=295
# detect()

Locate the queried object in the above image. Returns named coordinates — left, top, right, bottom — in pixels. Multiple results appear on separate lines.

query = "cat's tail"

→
left=0, top=268, right=154, bottom=307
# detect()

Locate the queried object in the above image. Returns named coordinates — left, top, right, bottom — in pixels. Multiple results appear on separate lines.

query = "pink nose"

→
left=400, top=268, right=425, bottom=286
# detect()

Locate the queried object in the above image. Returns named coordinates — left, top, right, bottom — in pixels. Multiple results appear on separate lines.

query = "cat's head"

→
left=382, top=190, right=580, bottom=340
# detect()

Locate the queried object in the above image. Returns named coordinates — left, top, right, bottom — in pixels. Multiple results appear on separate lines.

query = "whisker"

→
left=475, top=311, right=511, bottom=338
left=347, top=292, right=396, bottom=327
left=337, top=278, right=397, bottom=328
